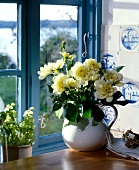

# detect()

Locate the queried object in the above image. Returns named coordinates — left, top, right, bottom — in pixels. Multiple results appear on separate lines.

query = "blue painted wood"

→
left=40, top=0, right=83, bottom=5
left=39, top=133, right=64, bottom=145
left=85, top=0, right=94, bottom=60
left=17, top=2, right=27, bottom=122
left=32, top=142, right=68, bottom=156
left=93, top=0, right=102, bottom=61
left=78, top=0, right=86, bottom=62
left=25, top=0, right=40, bottom=149
left=96, top=0, right=102, bottom=62
left=0, top=0, right=23, bottom=3
left=21, top=2, right=28, bottom=118
left=0, top=70, right=21, bottom=76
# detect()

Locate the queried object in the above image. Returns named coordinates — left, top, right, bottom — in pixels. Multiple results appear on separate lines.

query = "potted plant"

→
left=0, top=103, right=35, bottom=161
left=38, top=41, right=129, bottom=151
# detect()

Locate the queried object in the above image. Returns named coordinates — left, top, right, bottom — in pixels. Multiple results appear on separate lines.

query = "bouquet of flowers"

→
left=38, top=41, right=128, bottom=126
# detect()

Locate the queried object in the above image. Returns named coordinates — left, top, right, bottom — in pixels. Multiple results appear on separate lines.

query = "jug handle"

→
left=100, top=105, right=118, bottom=130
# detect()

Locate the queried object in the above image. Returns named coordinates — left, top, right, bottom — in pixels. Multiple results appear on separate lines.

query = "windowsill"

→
left=1, top=148, right=139, bottom=169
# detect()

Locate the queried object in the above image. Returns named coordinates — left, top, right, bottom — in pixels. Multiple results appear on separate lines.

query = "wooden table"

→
left=0, top=148, right=139, bottom=170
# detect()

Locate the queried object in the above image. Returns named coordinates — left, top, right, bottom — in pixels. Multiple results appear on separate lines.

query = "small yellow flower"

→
left=60, top=52, right=76, bottom=61
left=52, top=73, right=68, bottom=94
left=53, top=59, right=64, bottom=74
left=84, top=58, right=101, bottom=72
left=104, top=70, right=124, bottom=87
left=94, top=79, right=117, bottom=102
left=38, top=63, right=53, bottom=80
left=69, top=62, right=88, bottom=83
left=88, top=70, right=100, bottom=81
left=64, top=78, right=79, bottom=89
left=5, top=115, right=12, bottom=123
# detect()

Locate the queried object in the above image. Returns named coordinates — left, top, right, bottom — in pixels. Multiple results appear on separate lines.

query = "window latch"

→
left=82, top=32, right=93, bottom=58
left=38, top=116, right=46, bottom=128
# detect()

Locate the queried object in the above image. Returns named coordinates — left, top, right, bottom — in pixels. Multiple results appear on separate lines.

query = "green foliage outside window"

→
left=0, top=53, right=16, bottom=106
left=39, top=30, right=77, bottom=135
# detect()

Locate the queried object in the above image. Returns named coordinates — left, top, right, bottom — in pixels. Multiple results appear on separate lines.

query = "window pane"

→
left=39, top=5, right=78, bottom=136
left=0, top=3, right=17, bottom=69
left=0, top=76, right=17, bottom=108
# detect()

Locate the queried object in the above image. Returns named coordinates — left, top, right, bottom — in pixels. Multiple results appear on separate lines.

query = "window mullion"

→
left=78, top=1, right=86, bottom=62
left=93, top=0, right=102, bottom=61
left=96, top=0, right=102, bottom=62
left=26, top=0, right=40, bottom=149
left=84, top=0, right=94, bottom=60
left=0, top=0, right=24, bottom=3
left=18, top=2, right=27, bottom=121
left=0, top=70, right=21, bottom=76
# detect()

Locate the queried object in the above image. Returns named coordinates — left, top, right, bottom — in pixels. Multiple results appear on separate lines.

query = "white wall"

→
left=102, top=0, right=139, bottom=25
left=102, top=0, right=139, bottom=133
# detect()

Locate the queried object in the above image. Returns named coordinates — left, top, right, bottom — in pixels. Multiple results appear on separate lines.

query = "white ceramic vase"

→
left=62, top=118, right=107, bottom=151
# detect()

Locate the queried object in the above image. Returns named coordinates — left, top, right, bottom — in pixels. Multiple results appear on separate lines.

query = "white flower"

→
left=23, top=109, right=34, bottom=117
left=4, top=103, right=15, bottom=112
left=84, top=58, right=101, bottom=72
left=82, top=58, right=101, bottom=81
left=94, top=79, right=117, bottom=102
left=64, top=78, right=79, bottom=89
left=69, top=62, right=88, bottom=83
left=38, top=63, right=53, bottom=80
left=60, top=52, right=76, bottom=61
left=51, top=73, right=68, bottom=94
left=5, top=115, right=12, bottom=123
left=104, top=70, right=124, bottom=87
left=88, top=70, right=100, bottom=81
left=53, top=59, right=64, bottom=74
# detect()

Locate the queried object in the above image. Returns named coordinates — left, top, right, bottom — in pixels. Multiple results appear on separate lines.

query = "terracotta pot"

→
left=4, top=145, right=32, bottom=162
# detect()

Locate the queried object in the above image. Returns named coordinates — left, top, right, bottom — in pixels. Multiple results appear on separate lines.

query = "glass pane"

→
left=0, top=3, right=17, bottom=70
left=0, top=76, right=17, bottom=110
left=40, top=5, right=78, bottom=136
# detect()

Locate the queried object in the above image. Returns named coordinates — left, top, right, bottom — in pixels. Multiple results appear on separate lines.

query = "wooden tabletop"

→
left=0, top=148, right=139, bottom=170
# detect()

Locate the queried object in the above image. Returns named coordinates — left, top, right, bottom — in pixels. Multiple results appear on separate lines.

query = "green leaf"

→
left=64, top=118, right=89, bottom=131
left=63, top=120, right=73, bottom=127
left=112, top=91, right=123, bottom=101
left=53, top=102, right=62, bottom=111
left=113, top=66, right=125, bottom=72
left=91, top=119, right=99, bottom=126
left=101, top=91, right=129, bottom=106
left=74, top=118, right=89, bottom=131
left=47, top=84, right=53, bottom=93
left=82, top=108, right=92, bottom=119
left=113, top=100, right=129, bottom=106
left=61, top=91, right=67, bottom=101
left=55, top=107, right=63, bottom=119
left=92, top=105, right=105, bottom=122
left=81, top=95, right=86, bottom=102
left=64, top=103, right=78, bottom=122
left=60, top=41, right=66, bottom=50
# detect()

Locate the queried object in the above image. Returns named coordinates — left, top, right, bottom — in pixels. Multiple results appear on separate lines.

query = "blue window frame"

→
left=0, top=0, right=102, bottom=156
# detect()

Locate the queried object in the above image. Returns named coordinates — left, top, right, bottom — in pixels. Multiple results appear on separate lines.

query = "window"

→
left=0, top=3, right=17, bottom=103
left=0, top=2, right=24, bottom=121
left=0, top=0, right=102, bottom=156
